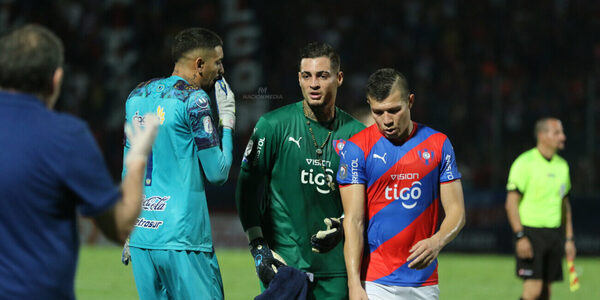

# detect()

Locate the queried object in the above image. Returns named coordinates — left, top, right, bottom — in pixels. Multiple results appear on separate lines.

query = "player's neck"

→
left=303, top=100, right=335, bottom=123
left=172, top=66, right=198, bottom=88
left=536, top=144, right=556, bottom=160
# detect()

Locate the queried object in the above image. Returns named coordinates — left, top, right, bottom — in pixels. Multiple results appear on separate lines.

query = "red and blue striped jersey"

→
left=337, top=122, right=461, bottom=287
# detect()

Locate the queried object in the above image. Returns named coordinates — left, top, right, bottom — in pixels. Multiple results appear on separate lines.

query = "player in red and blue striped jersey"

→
left=338, top=68, right=465, bottom=300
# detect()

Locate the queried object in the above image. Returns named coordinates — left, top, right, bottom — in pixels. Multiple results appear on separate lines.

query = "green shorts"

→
left=130, top=247, right=223, bottom=300
left=309, top=276, right=348, bottom=300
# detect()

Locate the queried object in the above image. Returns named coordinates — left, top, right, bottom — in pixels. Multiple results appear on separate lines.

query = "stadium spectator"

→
left=339, top=68, right=465, bottom=300
left=121, top=27, right=235, bottom=299
left=505, top=117, right=576, bottom=300
left=0, top=24, right=158, bottom=299
left=235, top=42, right=364, bottom=299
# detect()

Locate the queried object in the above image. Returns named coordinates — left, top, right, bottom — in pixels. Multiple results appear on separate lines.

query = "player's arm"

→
left=562, top=196, right=576, bottom=260
left=341, top=184, right=368, bottom=300
left=407, top=179, right=465, bottom=269
left=95, top=115, right=159, bottom=243
left=505, top=156, right=534, bottom=259
left=505, top=190, right=533, bottom=259
left=197, top=128, right=233, bottom=185
left=196, top=77, right=236, bottom=185
left=234, top=118, right=285, bottom=286
left=186, top=88, right=234, bottom=185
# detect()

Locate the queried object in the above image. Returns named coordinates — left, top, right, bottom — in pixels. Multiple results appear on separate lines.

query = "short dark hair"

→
left=366, top=68, right=410, bottom=101
left=534, top=117, right=559, bottom=137
left=0, top=24, right=64, bottom=96
left=298, top=42, right=340, bottom=72
left=171, top=28, right=223, bottom=63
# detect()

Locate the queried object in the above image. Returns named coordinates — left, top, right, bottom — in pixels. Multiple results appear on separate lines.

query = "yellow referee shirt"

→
left=506, top=148, right=571, bottom=228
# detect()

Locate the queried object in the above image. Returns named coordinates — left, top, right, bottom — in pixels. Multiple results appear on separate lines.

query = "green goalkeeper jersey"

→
left=236, top=101, right=365, bottom=276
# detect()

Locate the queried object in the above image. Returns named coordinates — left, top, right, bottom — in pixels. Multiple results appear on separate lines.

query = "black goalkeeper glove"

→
left=250, top=238, right=286, bottom=286
left=311, top=217, right=344, bottom=253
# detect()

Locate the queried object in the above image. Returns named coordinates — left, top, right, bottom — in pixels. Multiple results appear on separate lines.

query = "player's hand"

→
left=348, top=284, right=368, bottom=300
left=214, top=77, right=236, bottom=130
left=407, top=237, right=443, bottom=269
left=565, top=240, right=576, bottom=260
left=516, top=237, right=534, bottom=259
left=121, top=239, right=131, bottom=266
left=311, top=217, right=344, bottom=253
left=249, top=238, right=286, bottom=286
left=125, top=113, right=159, bottom=166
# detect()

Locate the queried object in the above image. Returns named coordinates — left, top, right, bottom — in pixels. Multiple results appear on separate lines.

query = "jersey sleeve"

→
left=337, top=140, right=368, bottom=185
left=236, top=117, right=278, bottom=231
left=506, top=156, right=527, bottom=193
left=240, top=116, right=277, bottom=173
left=185, top=90, right=220, bottom=151
left=439, top=137, right=462, bottom=183
left=61, top=120, right=121, bottom=217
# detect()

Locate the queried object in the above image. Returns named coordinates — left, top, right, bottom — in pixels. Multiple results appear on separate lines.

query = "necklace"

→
left=306, top=121, right=336, bottom=191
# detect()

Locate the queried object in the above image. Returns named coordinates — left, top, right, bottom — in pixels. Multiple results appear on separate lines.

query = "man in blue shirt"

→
left=122, top=27, right=235, bottom=299
left=0, top=25, right=158, bottom=299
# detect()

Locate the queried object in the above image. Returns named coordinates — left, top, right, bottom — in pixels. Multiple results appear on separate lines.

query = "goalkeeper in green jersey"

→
left=236, top=42, right=365, bottom=299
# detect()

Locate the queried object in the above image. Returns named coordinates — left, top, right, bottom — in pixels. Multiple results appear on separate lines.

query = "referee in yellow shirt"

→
left=505, top=118, right=576, bottom=300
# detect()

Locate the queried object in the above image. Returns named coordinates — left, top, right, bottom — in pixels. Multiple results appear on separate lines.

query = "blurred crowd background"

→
left=1, top=0, right=598, bottom=253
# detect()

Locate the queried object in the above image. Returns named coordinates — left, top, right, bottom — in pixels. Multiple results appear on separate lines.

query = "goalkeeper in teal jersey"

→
left=122, top=28, right=235, bottom=300
left=236, top=42, right=365, bottom=299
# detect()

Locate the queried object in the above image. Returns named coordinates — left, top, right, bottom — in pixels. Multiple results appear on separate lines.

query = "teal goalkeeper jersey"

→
left=123, top=76, right=220, bottom=251
left=237, top=101, right=365, bottom=276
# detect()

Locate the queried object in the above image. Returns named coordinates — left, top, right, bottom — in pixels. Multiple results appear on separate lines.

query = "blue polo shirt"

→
left=0, top=91, right=121, bottom=299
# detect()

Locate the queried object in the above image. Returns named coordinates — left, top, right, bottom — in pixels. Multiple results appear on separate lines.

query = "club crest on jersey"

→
left=332, top=139, right=346, bottom=156
left=418, top=149, right=434, bottom=165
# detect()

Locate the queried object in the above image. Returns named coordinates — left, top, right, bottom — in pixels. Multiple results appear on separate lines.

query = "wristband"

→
left=515, top=231, right=526, bottom=240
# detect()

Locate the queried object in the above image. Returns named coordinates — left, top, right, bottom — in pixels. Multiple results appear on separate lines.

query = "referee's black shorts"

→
left=516, top=226, right=564, bottom=282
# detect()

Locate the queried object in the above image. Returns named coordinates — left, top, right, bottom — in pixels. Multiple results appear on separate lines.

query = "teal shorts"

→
left=130, top=247, right=223, bottom=300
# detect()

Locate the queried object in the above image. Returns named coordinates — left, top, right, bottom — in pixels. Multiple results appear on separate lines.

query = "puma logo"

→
left=373, top=153, right=387, bottom=164
left=288, top=136, right=302, bottom=148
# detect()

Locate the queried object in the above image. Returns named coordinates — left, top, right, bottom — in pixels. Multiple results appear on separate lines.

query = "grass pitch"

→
left=76, top=246, right=598, bottom=299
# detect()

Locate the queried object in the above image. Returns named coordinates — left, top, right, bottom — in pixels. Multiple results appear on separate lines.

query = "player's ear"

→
left=46, top=67, right=64, bottom=109
left=408, top=93, right=415, bottom=109
left=337, top=71, right=344, bottom=87
left=195, top=57, right=204, bottom=75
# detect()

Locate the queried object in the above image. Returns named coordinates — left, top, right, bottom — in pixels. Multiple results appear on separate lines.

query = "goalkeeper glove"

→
left=311, top=217, right=344, bottom=253
left=124, top=113, right=160, bottom=166
left=121, top=239, right=130, bottom=266
left=250, top=238, right=286, bottom=286
left=214, top=77, right=236, bottom=130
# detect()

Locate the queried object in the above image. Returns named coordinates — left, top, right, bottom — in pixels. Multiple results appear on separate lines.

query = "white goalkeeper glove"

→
left=121, top=238, right=130, bottom=266
left=214, top=77, right=236, bottom=130
left=311, top=217, right=344, bottom=253
left=124, top=114, right=159, bottom=166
